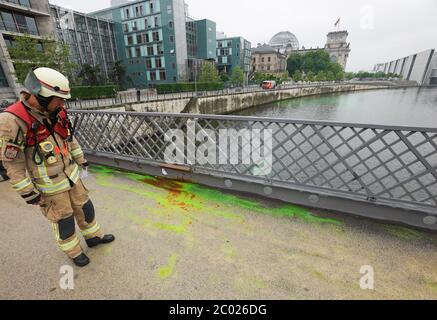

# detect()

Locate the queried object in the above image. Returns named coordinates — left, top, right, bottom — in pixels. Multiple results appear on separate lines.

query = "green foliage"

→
left=230, top=66, right=245, bottom=87
left=198, top=63, right=220, bottom=83
left=110, top=60, right=126, bottom=87
left=219, top=71, right=230, bottom=83
left=292, top=70, right=303, bottom=82
left=346, top=71, right=402, bottom=80
left=287, top=50, right=345, bottom=82
left=7, top=34, right=77, bottom=84
left=155, top=82, right=224, bottom=94
left=77, top=64, right=104, bottom=86
left=71, top=85, right=118, bottom=100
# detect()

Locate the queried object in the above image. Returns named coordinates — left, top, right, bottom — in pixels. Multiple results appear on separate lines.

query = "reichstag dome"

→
left=269, top=31, right=300, bottom=51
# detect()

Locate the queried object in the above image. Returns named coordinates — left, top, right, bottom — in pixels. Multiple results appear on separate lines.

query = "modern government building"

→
left=374, top=49, right=437, bottom=86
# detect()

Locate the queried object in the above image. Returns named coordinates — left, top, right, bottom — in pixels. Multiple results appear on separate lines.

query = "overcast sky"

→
left=49, top=0, right=437, bottom=72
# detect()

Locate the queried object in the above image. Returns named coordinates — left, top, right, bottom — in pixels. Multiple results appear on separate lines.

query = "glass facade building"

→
left=92, top=0, right=190, bottom=88
left=50, top=5, right=118, bottom=80
left=216, top=37, right=251, bottom=81
left=0, top=0, right=54, bottom=99
left=92, top=0, right=218, bottom=88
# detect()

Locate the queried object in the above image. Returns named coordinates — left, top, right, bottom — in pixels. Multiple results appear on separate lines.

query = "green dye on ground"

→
left=90, top=165, right=341, bottom=226
left=158, top=254, right=178, bottom=280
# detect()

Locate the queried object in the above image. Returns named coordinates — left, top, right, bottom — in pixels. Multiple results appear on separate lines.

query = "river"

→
left=234, top=87, right=437, bottom=128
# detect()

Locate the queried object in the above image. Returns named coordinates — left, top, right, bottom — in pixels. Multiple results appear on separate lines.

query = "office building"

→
left=374, top=49, right=437, bottom=86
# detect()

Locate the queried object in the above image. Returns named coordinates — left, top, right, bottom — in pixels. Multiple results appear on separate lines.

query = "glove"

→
left=27, top=193, right=41, bottom=206
left=81, top=162, right=89, bottom=179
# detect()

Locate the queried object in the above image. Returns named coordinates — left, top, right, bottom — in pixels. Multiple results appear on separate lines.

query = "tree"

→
left=315, top=71, right=327, bottom=82
left=198, top=63, right=219, bottom=83
left=110, top=60, right=126, bottom=87
left=230, top=66, right=245, bottom=87
left=77, top=63, right=103, bottom=86
left=219, top=71, right=229, bottom=83
left=287, top=49, right=345, bottom=82
left=7, top=34, right=77, bottom=84
left=292, top=70, right=303, bottom=82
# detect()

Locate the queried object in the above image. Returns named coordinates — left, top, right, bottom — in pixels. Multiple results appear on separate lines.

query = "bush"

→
left=71, top=85, right=118, bottom=100
left=155, top=82, right=224, bottom=94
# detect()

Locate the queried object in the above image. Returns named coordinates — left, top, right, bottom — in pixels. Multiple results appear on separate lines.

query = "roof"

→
left=252, top=44, right=278, bottom=54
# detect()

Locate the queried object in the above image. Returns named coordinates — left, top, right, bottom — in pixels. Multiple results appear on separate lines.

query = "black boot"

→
left=86, top=234, right=115, bottom=248
left=73, top=253, right=90, bottom=267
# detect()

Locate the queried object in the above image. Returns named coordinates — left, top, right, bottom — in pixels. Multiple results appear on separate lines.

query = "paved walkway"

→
left=0, top=166, right=436, bottom=299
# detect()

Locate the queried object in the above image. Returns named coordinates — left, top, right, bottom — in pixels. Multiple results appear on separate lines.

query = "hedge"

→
left=71, top=85, right=118, bottom=100
left=155, top=82, right=224, bottom=94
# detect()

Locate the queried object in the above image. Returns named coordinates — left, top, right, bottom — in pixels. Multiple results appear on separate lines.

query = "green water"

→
left=235, top=87, right=437, bottom=127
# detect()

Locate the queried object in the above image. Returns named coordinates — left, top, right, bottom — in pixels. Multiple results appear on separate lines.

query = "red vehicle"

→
left=262, top=80, right=276, bottom=90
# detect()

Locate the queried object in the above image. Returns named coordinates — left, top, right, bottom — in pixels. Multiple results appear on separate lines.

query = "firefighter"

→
left=0, top=67, right=114, bottom=267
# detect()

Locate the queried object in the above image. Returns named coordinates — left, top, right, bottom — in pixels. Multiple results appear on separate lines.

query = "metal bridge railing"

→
left=69, top=110, right=437, bottom=221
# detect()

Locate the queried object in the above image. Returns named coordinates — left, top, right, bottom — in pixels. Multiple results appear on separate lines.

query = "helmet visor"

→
left=24, top=70, right=42, bottom=96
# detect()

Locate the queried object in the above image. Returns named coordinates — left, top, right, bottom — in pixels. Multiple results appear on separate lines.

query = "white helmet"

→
left=24, top=67, right=71, bottom=99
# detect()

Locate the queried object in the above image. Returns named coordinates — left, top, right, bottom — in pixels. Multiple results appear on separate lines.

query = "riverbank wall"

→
left=115, top=83, right=416, bottom=115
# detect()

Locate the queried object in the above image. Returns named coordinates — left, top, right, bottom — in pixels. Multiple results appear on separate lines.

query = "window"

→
left=152, top=31, right=159, bottom=42
left=172, top=63, right=176, bottom=69
left=126, top=48, right=132, bottom=58
left=125, top=8, right=130, bottom=19
left=146, top=59, right=152, bottom=68
left=25, top=16, right=38, bottom=35
left=147, top=46, right=154, bottom=56
left=150, top=2, right=154, bottom=12
left=169, top=21, right=173, bottom=29
left=156, top=58, right=162, bottom=68
left=135, top=6, right=143, bottom=17
left=150, top=71, right=156, bottom=81
left=135, top=47, right=141, bottom=57
left=159, top=71, right=166, bottom=81
left=1, top=12, right=17, bottom=32
left=136, top=34, right=143, bottom=44
left=157, top=44, right=163, bottom=55
left=169, top=35, right=174, bottom=43
left=123, top=23, right=129, bottom=32
left=127, top=35, right=133, bottom=45
left=154, top=16, right=159, bottom=27
left=145, top=32, right=150, bottom=43
left=262, top=57, right=264, bottom=62
left=132, top=21, right=138, bottom=31
left=268, top=57, right=271, bottom=62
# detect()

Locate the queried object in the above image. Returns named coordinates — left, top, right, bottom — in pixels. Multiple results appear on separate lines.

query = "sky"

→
left=49, top=0, right=437, bottom=72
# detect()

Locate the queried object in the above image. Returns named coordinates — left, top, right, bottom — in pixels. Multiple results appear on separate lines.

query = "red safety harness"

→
left=5, top=101, right=70, bottom=147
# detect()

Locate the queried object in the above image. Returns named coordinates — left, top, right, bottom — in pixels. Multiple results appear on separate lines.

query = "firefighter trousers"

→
left=40, top=179, right=103, bottom=259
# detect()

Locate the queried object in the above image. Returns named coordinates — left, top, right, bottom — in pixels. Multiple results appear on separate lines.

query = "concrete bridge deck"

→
left=1, top=165, right=436, bottom=300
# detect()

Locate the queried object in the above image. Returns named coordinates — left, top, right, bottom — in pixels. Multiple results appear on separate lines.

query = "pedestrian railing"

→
left=69, top=110, right=437, bottom=229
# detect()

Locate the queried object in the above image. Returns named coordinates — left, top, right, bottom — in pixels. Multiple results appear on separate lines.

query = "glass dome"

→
left=269, top=31, right=300, bottom=51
